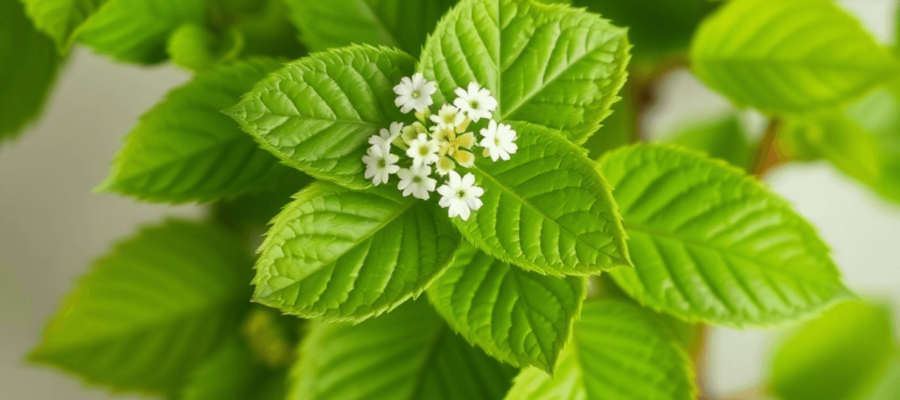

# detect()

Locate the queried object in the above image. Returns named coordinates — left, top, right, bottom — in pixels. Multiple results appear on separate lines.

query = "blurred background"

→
left=1, top=0, right=898, bottom=399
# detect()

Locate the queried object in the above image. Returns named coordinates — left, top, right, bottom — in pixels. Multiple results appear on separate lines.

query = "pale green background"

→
left=1, top=1, right=898, bottom=398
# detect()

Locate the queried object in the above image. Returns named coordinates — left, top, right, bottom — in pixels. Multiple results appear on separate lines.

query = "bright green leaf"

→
left=450, top=121, right=629, bottom=276
left=99, top=58, right=301, bottom=203
left=77, top=0, right=205, bottom=64
left=227, top=45, right=415, bottom=189
left=181, top=337, right=287, bottom=400
left=0, top=0, right=60, bottom=142
left=20, top=0, right=106, bottom=50
left=664, top=114, right=753, bottom=170
left=30, top=221, right=253, bottom=393
left=285, top=0, right=456, bottom=57
left=599, top=144, right=850, bottom=327
left=427, top=241, right=585, bottom=372
left=166, top=23, right=244, bottom=72
left=770, top=301, right=898, bottom=400
left=253, top=181, right=460, bottom=322
left=505, top=299, right=697, bottom=400
left=289, top=299, right=516, bottom=400
left=418, top=0, right=631, bottom=144
left=783, top=84, right=900, bottom=203
left=691, top=0, right=899, bottom=114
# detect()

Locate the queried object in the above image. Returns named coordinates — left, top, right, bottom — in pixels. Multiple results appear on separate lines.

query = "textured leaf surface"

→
left=771, top=301, right=898, bottom=400
left=20, top=0, right=106, bottom=50
left=77, top=0, right=205, bottom=64
left=0, top=0, right=60, bottom=142
left=285, top=0, right=456, bottom=57
left=253, top=181, right=460, bottom=322
left=30, top=221, right=253, bottom=393
left=181, top=338, right=287, bottom=400
left=99, top=58, right=299, bottom=203
left=505, top=299, right=696, bottom=400
left=419, top=0, right=630, bottom=144
left=691, top=0, right=899, bottom=114
left=600, top=145, right=850, bottom=327
left=783, top=84, right=900, bottom=203
left=289, top=299, right=515, bottom=400
left=228, top=45, right=415, bottom=189
left=427, top=241, right=585, bottom=372
left=452, top=121, right=629, bottom=276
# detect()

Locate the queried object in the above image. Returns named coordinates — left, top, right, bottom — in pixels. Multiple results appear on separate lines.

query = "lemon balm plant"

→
left=5, top=0, right=900, bottom=399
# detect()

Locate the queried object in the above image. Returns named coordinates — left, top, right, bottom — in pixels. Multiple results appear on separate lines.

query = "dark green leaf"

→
left=180, top=338, right=287, bottom=400
left=20, top=0, right=106, bottom=50
left=664, top=114, right=753, bottom=170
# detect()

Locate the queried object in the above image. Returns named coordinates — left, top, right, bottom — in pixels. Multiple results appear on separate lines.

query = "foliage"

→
left=8, top=0, right=898, bottom=398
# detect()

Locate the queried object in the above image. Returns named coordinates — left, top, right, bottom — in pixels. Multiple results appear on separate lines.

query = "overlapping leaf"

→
left=691, top=0, right=899, bottom=114
left=419, top=0, right=631, bottom=144
left=30, top=221, right=253, bottom=393
left=77, top=0, right=205, bottom=64
left=289, top=299, right=515, bottom=400
left=599, top=145, right=850, bottom=327
left=180, top=338, right=287, bottom=400
left=99, top=58, right=300, bottom=203
left=252, top=181, right=460, bottom=322
left=227, top=45, right=415, bottom=189
left=664, top=115, right=753, bottom=170
left=0, top=0, right=60, bottom=142
left=20, top=0, right=105, bottom=50
left=451, top=121, right=629, bottom=276
left=285, top=0, right=456, bottom=57
left=427, top=242, right=585, bottom=372
left=505, top=299, right=696, bottom=400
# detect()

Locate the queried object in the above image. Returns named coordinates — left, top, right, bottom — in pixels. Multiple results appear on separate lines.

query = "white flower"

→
left=394, top=73, right=436, bottom=113
left=369, top=122, right=404, bottom=148
left=362, top=144, right=399, bottom=186
left=406, top=133, right=440, bottom=167
left=430, top=104, right=466, bottom=131
left=454, top=82, right=498, bottom=122
left=397, top=165, right=437, bottom=200
left=479, top=120, right=518, bottom=161
left=437, top=171, right=484, bottom=221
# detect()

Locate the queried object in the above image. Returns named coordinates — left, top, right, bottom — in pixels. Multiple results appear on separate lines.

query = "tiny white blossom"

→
left=430, top=104, right=466, bottom=131
left=437, top=171, right=484, bottom=221
left=394, top=73, right=436, bottom=113
left=397, top=165, right=437, bottom=200
left=406, top=133, right=440, bottom=167
left=479, top=120, right=518, bottom=161
left=362, top=144, right=399, bottom=186
left=454, top=82, right=498, bottom=122
left=369, top=122, right=404, bottom=148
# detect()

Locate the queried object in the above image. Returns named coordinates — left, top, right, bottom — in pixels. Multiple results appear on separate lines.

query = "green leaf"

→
left=99, top=58, right=300, bottom=203
left=505, top=299, right=697, bottom=400
left=427, top=241, right=585, bottom=372
left=289, top=299, right=516, bottom=400
left=418, top=0, right=631, bottom=144
left=0, top=0, right=61, bottom=142
left=29, top=221, right=253, bottom=393
left=783, top=84, right=900, bottom=203
left=582, top=81, right=636, bottom=158
left=20, top=0, right=106, bottom=50
left=450, top=121, right=629, bottom=276
left=573, top=0, right=715, bottom=62
left=664, top=114, right=753, bottom=170
left=181, top=337, right=287, bottom=400
left=599, top=144, right=850, bottom=327
left=227, top=45, right=415, bottom=190
left=285, top=0, right=456, bottom=57
left=76, top=0, right=205, bottom=64
left=691, top=0, right=900, bottom=114
left=166, top=23, right=244, bottom=72
left=771, top=301, right=898, bottom=400
left=253, top=181, right=460, bottom=322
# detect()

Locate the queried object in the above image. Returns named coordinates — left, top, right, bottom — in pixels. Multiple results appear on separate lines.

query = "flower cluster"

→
left=362, top=73, right=519, bottom=220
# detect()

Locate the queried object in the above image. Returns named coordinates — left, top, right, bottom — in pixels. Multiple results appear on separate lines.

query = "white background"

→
left=1, top=1, right=898, bottom=398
